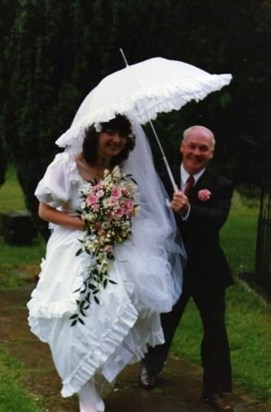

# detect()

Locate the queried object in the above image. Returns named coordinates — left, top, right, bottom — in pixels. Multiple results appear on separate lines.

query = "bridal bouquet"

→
left=70, top=166, right=139, bottom=326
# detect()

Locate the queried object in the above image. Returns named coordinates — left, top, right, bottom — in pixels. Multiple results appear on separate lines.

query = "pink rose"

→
left=123, top=198, right=134, bottom=215
left=111, top=187, right=122, bottom=199
left=198, top=189, right=211, bottom=201
left=86, top=194, right=98, bottom=205
left=109, top=197, right=119, bottom=206
left=115, top=207, right=124, bottom=217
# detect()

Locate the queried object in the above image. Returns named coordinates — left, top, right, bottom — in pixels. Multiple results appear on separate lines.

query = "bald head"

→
left=182, top=125, right=216, bottom=149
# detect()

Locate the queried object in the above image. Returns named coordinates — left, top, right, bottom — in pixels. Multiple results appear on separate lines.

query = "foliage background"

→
left=0, top=0, right=271, bottom=233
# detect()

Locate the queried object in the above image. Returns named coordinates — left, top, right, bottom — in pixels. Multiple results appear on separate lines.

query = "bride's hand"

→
left=38, top=202, right=86, bottom=230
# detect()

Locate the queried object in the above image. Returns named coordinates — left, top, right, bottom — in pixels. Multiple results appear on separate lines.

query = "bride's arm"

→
left=38, top=202, right=85, bottom=230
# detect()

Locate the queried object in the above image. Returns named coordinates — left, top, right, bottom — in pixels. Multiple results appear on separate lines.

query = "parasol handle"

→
left=119, top=48, right=178, bottom=192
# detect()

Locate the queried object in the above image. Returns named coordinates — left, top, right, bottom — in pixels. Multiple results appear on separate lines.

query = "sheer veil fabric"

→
left=122, top=120, right=186, bottom=308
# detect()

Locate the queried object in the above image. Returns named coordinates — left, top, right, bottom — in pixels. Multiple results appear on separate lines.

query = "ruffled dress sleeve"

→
left=35, top=152, right=74, bottom=209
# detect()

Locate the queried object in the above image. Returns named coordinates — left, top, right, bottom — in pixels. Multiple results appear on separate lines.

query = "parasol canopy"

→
left=56, top=56, right=232, bottom=188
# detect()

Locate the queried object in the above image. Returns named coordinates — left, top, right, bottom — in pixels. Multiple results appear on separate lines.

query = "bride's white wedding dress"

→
left=27, top=151, right=184, bottom=407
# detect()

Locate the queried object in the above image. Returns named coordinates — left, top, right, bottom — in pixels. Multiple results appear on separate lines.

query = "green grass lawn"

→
left=0, top=168, right=46, bottom=411
left=0, top=166, right=26, bottom=212
left=0, top=169, right=271, bottom=405
left=0, top=347, right=45, bottom=412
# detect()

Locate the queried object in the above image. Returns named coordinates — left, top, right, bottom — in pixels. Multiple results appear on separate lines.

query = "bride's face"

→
left=98, top=129, right=128, bottom=159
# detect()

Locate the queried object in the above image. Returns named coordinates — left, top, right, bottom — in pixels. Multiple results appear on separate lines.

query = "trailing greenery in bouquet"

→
left=70, top=166, right=139, bottom=326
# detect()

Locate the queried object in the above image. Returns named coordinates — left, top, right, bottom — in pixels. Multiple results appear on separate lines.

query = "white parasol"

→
left=56, top=55, right=232, bottom=188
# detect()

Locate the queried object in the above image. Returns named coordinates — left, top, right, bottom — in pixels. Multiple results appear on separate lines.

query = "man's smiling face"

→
left=180, top=127, right=214, bottom=174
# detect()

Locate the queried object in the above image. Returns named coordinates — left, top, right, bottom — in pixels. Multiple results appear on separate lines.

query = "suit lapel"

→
left=194, top=169, right=209, bottom=190
left=188, top=169, right=210, bottom=202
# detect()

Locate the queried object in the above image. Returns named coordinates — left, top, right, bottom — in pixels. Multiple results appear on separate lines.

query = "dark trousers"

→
left=143, top=282, right=232, bottom=395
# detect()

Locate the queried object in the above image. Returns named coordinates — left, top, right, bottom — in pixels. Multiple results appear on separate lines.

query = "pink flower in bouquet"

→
left=98, top=228, right=107, bottom=237
left=86, top=194, right=98, bottom=205
left=124, top=198, right=134, bottom=215
left=95, top=188, right=104, bottom=199
left=111, top=187, right=122, bottom=199
left=109, top=197, right=119, bottom=206
left=115, top=207, right=124, bottom=217
left=95, top=222, right=106, bottom=236
left=198, top=189, right=211, bottom=201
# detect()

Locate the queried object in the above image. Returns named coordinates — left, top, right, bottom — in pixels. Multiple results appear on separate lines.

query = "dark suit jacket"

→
left=161, top=166, right=235, bottom=292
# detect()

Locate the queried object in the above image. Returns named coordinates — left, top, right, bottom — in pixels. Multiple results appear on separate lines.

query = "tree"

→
left=0, top=0, right=19, bottom=185
left=2, top=0, right=271, bottom=236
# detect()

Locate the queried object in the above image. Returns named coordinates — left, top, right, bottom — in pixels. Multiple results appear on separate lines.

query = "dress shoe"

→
left=204, top=392, right=233, bottom=411
left=138, top=364, right=156, bottom=390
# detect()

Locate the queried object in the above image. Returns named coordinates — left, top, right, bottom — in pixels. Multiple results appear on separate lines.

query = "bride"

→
left=27, top=112, right=185, bottom=412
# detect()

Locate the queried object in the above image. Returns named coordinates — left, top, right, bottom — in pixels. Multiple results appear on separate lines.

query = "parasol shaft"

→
left=148, top=120, right=178, bottom=191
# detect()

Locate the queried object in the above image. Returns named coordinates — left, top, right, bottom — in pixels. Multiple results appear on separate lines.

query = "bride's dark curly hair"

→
left=82, top=114, right=135, bottom=167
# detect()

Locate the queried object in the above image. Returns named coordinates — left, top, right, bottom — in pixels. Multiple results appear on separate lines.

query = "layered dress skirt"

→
left=27, top=152, right=184, bottom=398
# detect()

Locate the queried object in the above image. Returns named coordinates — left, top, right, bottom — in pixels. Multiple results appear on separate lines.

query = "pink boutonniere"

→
left=198, top=189, right=211, bottom=201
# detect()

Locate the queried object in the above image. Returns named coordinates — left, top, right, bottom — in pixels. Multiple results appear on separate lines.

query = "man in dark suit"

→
left=140, top=125, right=235, bottom=412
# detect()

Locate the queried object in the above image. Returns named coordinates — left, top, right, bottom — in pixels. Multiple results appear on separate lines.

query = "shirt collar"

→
left=180, top=164, right=205, bottom=188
